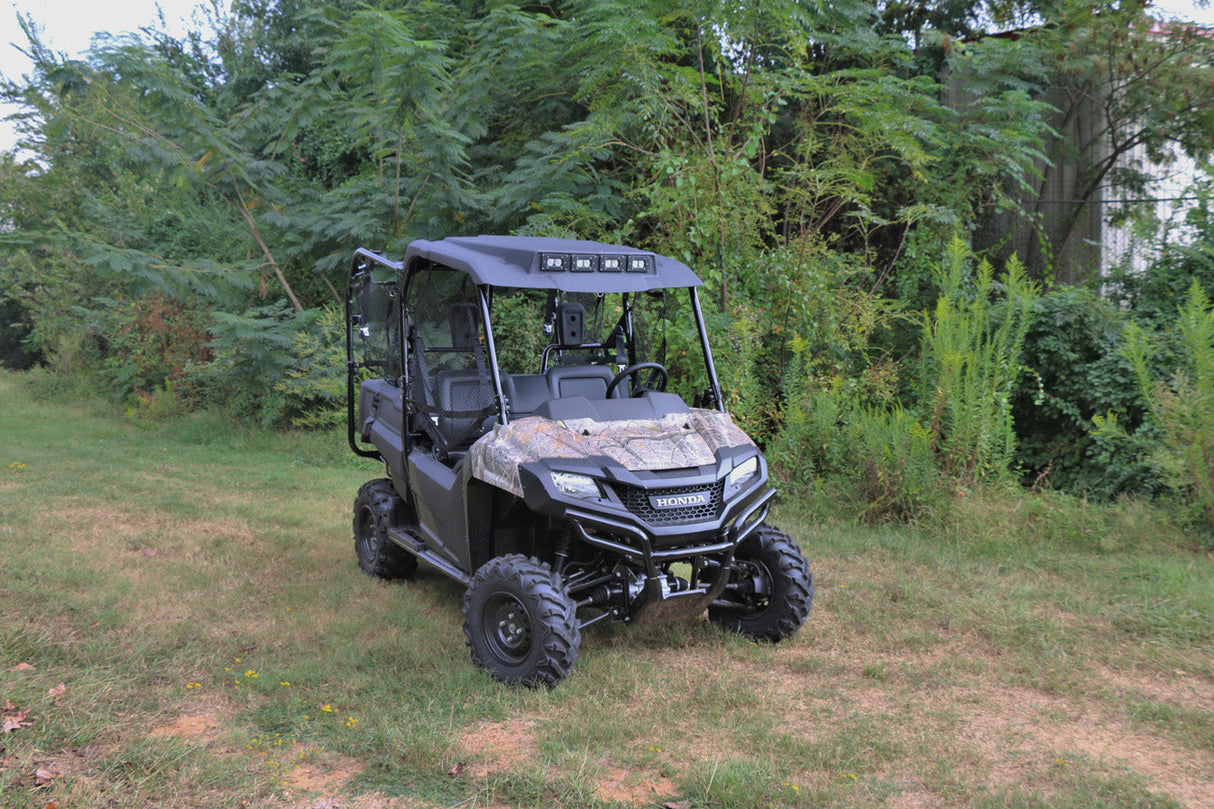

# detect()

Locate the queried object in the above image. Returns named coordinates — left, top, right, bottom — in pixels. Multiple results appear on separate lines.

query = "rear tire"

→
left=709, top=524, right=812, bottom=642
left=463, top=555, right=581, bottom=687
left=353, top=479, right=417, bottom=580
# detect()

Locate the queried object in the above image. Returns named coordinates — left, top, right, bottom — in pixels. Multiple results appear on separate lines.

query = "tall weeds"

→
left=773, top=240, right=1039, bottom=523
left=921, top=240, right=1038, bottom=483
left=1123, top=280, right=1214, bottom=540
left=774, top=311, right=942, bottom=524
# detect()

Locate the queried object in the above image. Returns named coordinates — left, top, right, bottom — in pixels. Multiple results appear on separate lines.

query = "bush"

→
left=707, top=304, right=780, bottom=443
left=274, top=304, right=349, bottom=429
left=96, top=293, right=213, bottom=403
left=192, top=301, right=312, bottom=427
left=774, top=387, right=944, bottom=524
left=1012, top=286, right=1161, bottom=498
left=1110, top=238, right=1214, bottom=327
left=1122, top=281, right=1214, bottom=545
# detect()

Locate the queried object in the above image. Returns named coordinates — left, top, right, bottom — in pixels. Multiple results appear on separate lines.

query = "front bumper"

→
left=518, top=451, right=774, bottom=578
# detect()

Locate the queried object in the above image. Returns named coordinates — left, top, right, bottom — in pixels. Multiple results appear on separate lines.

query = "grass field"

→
left=1, top=371, right=1212, bottom=808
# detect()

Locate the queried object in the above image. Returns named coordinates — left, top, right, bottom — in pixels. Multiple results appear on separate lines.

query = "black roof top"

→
left=401, top=236, right=702, bottom=292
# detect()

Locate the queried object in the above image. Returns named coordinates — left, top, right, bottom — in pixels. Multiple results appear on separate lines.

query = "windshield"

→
left=490, top=289, right=668, bottom=377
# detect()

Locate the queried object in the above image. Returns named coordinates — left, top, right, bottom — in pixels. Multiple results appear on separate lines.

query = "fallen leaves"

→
left=2, top=701, right=33, bottom=734
left=2, top=683, right=66, bottom=737
left=1, top=699, right=61, bottom=790
left=33, top=761, right=60, bottom=786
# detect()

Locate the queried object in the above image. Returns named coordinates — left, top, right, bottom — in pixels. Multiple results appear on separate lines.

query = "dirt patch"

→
left=959, top=685, right=1214, bottom=809
left=149, top=712, right=222, bottom=741
left=456, top=717, right=541, bottom=778
left=147, top=694, right=236, bottom=746
left=280, top=754, right=363, bottom=794
left=594, top=765, right=680, bottom=806
left=455, top=717, right=681, bottom=807
left=1097, top=666, right=1214, bottom=715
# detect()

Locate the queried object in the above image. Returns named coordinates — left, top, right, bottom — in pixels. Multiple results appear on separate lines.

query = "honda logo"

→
left=650, top=492, right=710, bottom=510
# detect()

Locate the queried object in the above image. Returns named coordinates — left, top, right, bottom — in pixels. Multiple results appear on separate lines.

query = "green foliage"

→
left=994, top=1, right=1214, bottom=282
left=123, top=378, right=189, bottom=422
left=1119, top=282, right=1214, bottom=544
left=274, top=304, right=348, bottom=428
left=704, top=306, right=775, bottom=442
left=921, top=240, right=1038, bottom=483
left=196, top=301, right=314, bottom=427
left=1013, top=286, right=1162, bottom=498
left=1112, top=239, right=1214, bottom=328
left=95, top=292, right=213, bottom=402
left=773, top=291, right=943, bottom=525
left=489, top=291, right=548, bottom=376
left=775, top=385, right=944, bottom=524
left=4, top=0, right=1214, bottom=530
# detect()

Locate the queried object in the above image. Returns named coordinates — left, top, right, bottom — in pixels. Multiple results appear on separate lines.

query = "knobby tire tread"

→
left=709, top=524, right=813, bottom=642
left=353, top=478, right=417, bottom=580
left=463, top=554, right=581, bottom=688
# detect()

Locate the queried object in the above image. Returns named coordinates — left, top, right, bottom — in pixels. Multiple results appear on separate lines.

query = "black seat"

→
left=547, top=365, right=615, bottom=400
left=435, top=369, right=494, bottom=449
left=503, top=374, right=550, bottom=416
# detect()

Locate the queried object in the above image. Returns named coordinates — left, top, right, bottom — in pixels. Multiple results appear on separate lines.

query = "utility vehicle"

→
left=346, top=236, right=812, bottom=686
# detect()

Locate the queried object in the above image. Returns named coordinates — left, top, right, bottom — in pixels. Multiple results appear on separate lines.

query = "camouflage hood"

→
left=469, top=408, right=755, bottom=498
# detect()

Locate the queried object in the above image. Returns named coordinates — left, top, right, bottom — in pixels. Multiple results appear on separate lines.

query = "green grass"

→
left=1, top=371, right=1212, bottom=808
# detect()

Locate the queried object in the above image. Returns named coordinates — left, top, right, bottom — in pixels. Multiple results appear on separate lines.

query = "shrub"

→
left=490, top=290, right=548, bottom=375
left=97, top=292, right=212, bottom=394
left=1121, top=281, right=1214, bottom=544
left=774, top=386, right=944, bottom=525
left=1110, top=238, right=1214, bottom=327
left=1012, top=286, right=1160, bottom=498
left=193, top=301, right=312, bottom=427
left=708, top=304, right=779, bottom=443
left=274, top=304, right=348, bottom=429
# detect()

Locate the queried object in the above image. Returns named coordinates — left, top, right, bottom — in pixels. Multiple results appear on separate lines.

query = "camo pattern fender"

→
left=468, top=408, right=756, bottom=498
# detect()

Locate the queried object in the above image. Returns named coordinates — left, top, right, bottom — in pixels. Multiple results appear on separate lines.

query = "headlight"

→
left=551, top=471, right=601, bottom=499
left=725, top=456, right=759, bottom=496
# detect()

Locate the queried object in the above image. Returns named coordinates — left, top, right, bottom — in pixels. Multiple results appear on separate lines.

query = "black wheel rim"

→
left=738, top=559, right=773, bottom=613
left=484, top=593, right=531, bottom=663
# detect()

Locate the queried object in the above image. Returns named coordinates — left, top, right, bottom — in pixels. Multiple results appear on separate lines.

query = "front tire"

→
left=463, top=555, right=581, bottom=687
left=353, top=479, right=417, bottom=580
left=709, top=524, right=813, bottom=642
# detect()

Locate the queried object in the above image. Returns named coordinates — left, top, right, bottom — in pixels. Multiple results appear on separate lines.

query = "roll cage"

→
left=346, top=237, right=726, bottom=465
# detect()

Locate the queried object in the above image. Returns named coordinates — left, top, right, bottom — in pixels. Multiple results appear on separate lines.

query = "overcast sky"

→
left=2, top=0, right=1212, bottom=153
left=1, top=1, right=224, bottom=151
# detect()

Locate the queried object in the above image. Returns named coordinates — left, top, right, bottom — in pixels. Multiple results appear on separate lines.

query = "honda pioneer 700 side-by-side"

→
left=345, top=236, right=812, bottom=686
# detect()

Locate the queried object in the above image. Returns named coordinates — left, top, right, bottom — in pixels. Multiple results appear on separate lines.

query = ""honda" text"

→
left=650, top=493, right=709, bottom=509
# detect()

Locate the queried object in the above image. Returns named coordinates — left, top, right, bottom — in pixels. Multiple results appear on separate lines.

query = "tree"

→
left=988, top=1, right=1214, bottom=283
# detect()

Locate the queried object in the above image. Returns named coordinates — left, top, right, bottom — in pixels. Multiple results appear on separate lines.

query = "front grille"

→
left=613, top=479, right=725, bottom=525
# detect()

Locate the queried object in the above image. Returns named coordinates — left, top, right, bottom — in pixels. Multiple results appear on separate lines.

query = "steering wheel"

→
left=605, top=362, right=669, bottom=399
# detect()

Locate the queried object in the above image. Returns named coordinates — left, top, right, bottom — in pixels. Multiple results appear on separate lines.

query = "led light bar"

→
left=539, top=252, right=654, bottom=274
